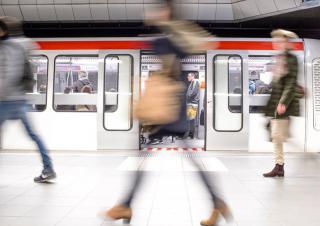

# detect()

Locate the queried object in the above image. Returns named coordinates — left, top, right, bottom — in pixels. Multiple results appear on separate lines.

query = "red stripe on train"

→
left=36, top=40, right=304, bottom=51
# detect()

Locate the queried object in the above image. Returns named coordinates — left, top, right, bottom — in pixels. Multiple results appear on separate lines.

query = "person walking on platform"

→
left=0, top=17, right=56, bottom=183
left=101, top=1, right=232, bottom=226
left=263, top=29, right=301, bottom=178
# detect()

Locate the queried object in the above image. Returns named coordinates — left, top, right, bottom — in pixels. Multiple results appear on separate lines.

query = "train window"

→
left=248, top=56, right=273, bottom=113
left=214, top=55, right=242, bottom=131
left=228, top=56, right=243, bottom=113
left=104, top=55, right=133, bottom=131
left=313, top=58, right=320, bottom=130
left=53, top=56, right=98, bottom=112
left=104, top=56, right=119, bottom=112
left=27, top=55, right=48, bottom=111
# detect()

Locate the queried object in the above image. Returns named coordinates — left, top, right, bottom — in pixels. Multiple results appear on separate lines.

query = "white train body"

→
left=1, top=37, right=320, bottom=152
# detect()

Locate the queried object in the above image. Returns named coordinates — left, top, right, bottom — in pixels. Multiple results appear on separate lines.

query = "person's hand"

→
left=277, top=103, right=286, bottom=115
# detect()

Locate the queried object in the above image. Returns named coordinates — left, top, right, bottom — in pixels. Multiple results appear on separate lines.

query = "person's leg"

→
left=20, top=113, right=53, bottom=171
left=121, top=170, right=145, bottom=207
left=188, top=156, right=225, bottom=208
left=106, top=155, right=146, bottom=223
left=263, top=119, right=288, bottom=177
left=187, top=151, right=231, bottom=226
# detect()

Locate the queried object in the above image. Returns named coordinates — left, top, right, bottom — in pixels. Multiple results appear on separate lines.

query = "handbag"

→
left=134, top=72, right=184, bottom=125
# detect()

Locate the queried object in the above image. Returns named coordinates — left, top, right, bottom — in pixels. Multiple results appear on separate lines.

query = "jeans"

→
left=0, top=101, right=53, bottom=170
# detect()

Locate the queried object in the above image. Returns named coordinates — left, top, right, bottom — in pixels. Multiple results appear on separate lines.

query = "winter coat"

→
left=187, top=80, right=200, bottom=104
left=264, top=51, right=300, bottom=119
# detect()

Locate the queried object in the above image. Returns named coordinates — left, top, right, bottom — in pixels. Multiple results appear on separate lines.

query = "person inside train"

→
left=70, top=70, right=93, bottom=93
left=35, top=84, right=47, bottom=111
left=263, top=29, right=301, bottom=178
left=185, top=72, right=200, bottom=139
left=102, top=1, right=232, bottom=226
left=0, top=17, right=56, bottom=183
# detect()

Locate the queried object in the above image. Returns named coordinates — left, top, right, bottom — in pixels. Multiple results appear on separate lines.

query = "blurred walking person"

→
left=101, top=1, right=232, bottom=225
left=263, top=29, right=301, bottom=177
left=0, top=17, right=56, bottom=183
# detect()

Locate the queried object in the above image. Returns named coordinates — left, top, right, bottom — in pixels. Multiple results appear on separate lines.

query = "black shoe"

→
left=34, top=168, right=57, bottom=183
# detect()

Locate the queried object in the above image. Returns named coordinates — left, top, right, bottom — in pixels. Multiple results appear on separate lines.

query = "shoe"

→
left=263, top=164, right=284, bottom=177
left=200, top=205, right=232, bottom=226
left=147, top=139, right=163, bottom=145
left=34, top=168, right=57, bottom=183
left=103, top=205, right=132, bottom=224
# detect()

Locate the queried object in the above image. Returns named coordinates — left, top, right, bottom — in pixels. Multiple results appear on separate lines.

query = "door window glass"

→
left=53, top=56, right=98, bottom=112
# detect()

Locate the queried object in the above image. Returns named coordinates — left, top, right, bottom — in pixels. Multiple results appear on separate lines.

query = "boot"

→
left=263, top=164, right=284, bottom=177
left=200, top=205, right=232, bottom=226
left=103, top=205, right=132, bottom=224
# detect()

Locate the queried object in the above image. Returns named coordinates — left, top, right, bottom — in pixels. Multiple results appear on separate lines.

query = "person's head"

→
left=147, top=0, right=177, bottom=22
left=0, top=19, right=8, bottom=39
left=78, top=71, right=88, bottom=80
left=1, top=16, right=23, bottom=36
left=271, top=29, right=298, bottom=51
left=187, top=72, right=196, bottom=82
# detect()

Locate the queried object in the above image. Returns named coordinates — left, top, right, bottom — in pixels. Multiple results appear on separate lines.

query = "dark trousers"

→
left=0, top=101, right=53, bottom=170
left=121, top=150, right=225, bottom=209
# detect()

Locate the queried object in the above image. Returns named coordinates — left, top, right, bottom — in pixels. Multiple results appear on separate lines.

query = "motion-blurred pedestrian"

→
left=101, top=1, right=232, bottom=226
left=263, top=29, right=301, bottom=177
left=0, top=17, right=56, bottom=183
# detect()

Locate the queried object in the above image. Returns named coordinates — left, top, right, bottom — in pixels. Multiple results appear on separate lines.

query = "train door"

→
left=206, top=52, right=249, bottom=151
left=140, top=53, right=206, bottom=149
left=97, top=50, right=140, bottom=150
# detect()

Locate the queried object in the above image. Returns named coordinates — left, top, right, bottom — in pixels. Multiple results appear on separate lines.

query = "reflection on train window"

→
left=105, top=56, right=119, bottom=112
left=53, top=56, right=98, bottom=112
left=27, top=56, right=48, bottom=111
left=228, top=56, right=242, bottom=113
left=248, top=56, right=273, bottom=113
left=214, top=55, right=242, bottom=132
left=104, top=55, right=133, bottom=131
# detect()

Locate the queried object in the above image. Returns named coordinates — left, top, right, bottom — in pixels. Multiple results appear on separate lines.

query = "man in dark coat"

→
left=263, top=29, right=301, bottom=178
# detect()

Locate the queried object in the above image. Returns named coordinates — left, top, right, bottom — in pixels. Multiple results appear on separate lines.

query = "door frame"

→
left=206, top=50, right=249, bottom=151
left=97, top=50, right=140, bottom=150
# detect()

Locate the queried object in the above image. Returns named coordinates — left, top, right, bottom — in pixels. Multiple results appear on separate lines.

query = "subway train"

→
left=1, top=37, right=320, bottom=153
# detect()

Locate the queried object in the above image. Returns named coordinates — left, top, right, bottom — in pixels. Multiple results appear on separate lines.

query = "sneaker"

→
left=147, top=139, right=163, bottom=145
left=34, top=168, right=57, bottom=183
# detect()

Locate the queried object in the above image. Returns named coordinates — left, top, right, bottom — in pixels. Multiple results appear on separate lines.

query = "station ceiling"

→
left=0, top=0, right=314, bottom=22
left=1, top=0, right=319, bottom=38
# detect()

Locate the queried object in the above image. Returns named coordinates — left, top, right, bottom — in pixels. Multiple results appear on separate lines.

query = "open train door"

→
left=206, top=51, right=249, bottom=151
left=97, top=50, right=140, bottom=150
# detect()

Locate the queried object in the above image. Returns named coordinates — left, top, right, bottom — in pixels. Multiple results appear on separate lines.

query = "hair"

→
left=79, top=70, right=88, bottom=77
left=0, top=19, right=8, bottom=35
left=271, top=29, right=298, bottom=40
left=0, top=16, right=23, bottom=36
left=162, top=0, right=178, bottom=20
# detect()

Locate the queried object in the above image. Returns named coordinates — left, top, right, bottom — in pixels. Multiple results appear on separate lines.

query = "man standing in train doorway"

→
left=263, top=29, right=301, bottom=177
left=0, top=17, right=56, bottom=183
left=185, top=72, right=200, bottom=139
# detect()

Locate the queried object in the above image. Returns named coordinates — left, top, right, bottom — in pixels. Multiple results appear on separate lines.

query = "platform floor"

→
left=0, top=151, right=320, bottom=226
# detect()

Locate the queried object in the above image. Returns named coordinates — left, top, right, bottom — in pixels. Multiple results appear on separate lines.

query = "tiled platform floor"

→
left=0, top=150, right=320, bottom=226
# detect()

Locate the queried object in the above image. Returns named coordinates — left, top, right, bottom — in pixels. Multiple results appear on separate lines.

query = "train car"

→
left=1, top=37, right=320, bottom=153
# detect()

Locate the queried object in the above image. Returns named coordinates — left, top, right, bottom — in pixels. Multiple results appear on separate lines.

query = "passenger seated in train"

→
left=35, top=84, right=47, bottom=111
left=75, top=84, right=96, bottom=112
left=70, top=70, right=93, bottom=93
